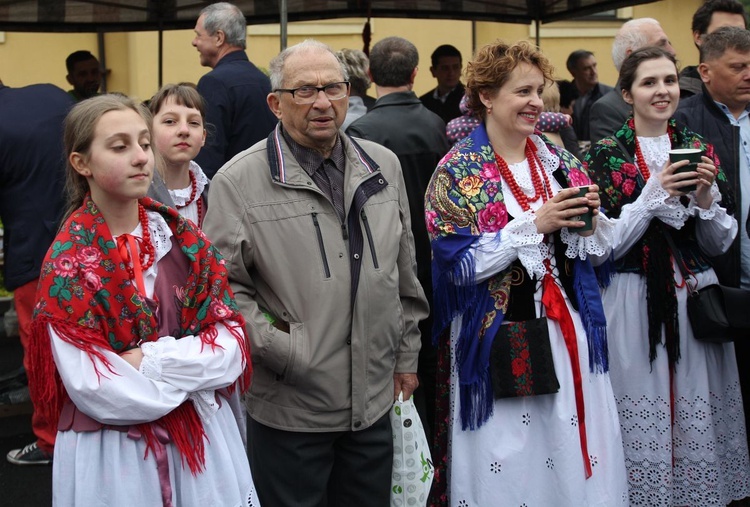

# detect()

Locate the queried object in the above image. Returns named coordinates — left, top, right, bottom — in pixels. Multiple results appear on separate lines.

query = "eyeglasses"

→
left=274, top=81, right=350, bottom=104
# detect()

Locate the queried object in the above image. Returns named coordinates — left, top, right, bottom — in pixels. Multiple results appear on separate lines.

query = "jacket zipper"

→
left=360, top=209, right=379, bottom=269
left=311, top=213, right=331, bottom=278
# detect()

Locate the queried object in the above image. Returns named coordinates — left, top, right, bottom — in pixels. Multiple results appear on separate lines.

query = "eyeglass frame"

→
left=274, top=81, right=351, bottom=104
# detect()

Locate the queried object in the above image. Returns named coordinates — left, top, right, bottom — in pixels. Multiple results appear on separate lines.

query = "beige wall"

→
left=0, top=0, right=703, bottom=100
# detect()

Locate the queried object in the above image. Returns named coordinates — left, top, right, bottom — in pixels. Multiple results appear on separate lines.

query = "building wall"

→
left=0, top=0, right=702, bottom=100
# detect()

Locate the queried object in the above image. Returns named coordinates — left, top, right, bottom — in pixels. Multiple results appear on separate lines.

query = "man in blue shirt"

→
left=192, top=2, right=277, bottom=178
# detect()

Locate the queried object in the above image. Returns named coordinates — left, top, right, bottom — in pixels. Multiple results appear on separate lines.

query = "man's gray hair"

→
left=612, top=18, right=661, bottom=71
left=200, top=2, right=247, bottom=50
left=701, top=25, right=750, bottom=63
left=269, top=39, right=348, bottom=90
left=336, top=49, right=371, bottom=96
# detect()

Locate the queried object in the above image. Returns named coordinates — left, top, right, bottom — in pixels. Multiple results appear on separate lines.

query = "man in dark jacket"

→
left=192, top=2, right=277, bottom=178
left=419, top=44, right=464, bottom=124
left=674, top=25, right=750, bottom=449
left=1, top=81, right=74, bottom=465
left=566, top=49, right=612, bottom=142
left=679, top=0, right=746, bottom=98
left=348, top=36, right=450, bottom=442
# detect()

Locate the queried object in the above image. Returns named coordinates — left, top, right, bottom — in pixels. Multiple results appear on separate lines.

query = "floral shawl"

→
left=584, top=117, right=732, bottom=366
left=425, top=123, right=608, bottom=430
left=28, top=196, right=251, bottom=474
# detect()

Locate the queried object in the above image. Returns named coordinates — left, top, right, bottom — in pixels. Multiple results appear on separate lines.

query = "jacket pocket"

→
left=311, top=213, right=331, bottom=278
left=360, top=209, right=380, bottom=269
left=283, top=322, right=309, bottom=386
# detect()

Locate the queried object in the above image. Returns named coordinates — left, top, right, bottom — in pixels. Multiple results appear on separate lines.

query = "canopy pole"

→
left=280, top=0, right=288, bottom=50
left=535, top=18, right=540, bottom=47
left=97, top=32, right=107, bottom=93
left=158, top=26, right=164, bottom=89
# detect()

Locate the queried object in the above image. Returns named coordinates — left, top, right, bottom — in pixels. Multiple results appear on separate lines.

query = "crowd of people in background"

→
left=3, top=0, right=750, bottom=506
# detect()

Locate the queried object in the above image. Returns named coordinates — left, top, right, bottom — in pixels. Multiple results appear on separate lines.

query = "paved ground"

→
left=0, top=314, right=52, bottom=506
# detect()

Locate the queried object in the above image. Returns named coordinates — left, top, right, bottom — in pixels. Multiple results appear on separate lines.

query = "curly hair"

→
left=465, top=40, right=554, bottom=120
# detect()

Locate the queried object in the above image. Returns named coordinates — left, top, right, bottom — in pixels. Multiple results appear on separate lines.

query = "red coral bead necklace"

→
left=495, top=138, right=553, bottom=212
left=175, top=170, right=204, bottom=225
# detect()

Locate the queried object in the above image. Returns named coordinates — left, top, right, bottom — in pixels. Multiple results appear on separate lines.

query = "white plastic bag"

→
left=390, top=393, right=434, bottom=507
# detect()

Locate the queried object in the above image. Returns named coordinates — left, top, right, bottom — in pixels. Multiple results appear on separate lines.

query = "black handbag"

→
left=490, top=317, right=560, bottom=398
left=665, top=233, right=750, bottom=343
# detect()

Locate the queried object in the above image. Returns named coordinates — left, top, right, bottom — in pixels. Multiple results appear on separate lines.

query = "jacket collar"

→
left=266, top=123, right=379, bottom=184
left=215, top=50, right=249, bottom=68
left=371, top=91, right=421, bottom=108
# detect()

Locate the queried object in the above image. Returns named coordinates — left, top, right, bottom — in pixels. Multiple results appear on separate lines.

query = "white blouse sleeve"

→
left=473, top=210, right=546, bottom=282
left=610, top=176, right=689, bottom=260
left=684, top=184, right=738, bottom=256
left=50, top=324, right=189, bottom=425
left=138, top=320, right=244, bottom=392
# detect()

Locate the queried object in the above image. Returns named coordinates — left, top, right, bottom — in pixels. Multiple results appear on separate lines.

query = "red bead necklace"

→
left=495, top=138, right=553, bottom=212
left=121, top=205, right=155, bottom=279
left=175, top=171, right=203, bottom=225
left=633, top=122, right=675, bottom=183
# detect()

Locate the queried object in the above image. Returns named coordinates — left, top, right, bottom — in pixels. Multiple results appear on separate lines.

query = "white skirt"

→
left=602, top=265, right=750, bottom=506
left=52, top=400, right=260, bottom=507
left=448, top=288, right=629, bottom=506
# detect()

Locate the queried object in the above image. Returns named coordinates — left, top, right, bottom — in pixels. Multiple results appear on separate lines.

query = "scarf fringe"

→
left=458, top=367, right=494, bottom=431
left=431, top=247, right=480, bottom=344
left=28, top=318, right=119, bottom=433
left=594, top=256, right=616, bottom=289
left=573, top=259, right=609, bottom=373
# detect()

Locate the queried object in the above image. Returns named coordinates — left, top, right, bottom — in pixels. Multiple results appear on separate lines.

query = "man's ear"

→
left=267, top=93, right=283, bottom=120
left=430, top=66, right=437, bottom=79
left=409, top=67, right=418, bottom=85
left=693, top=30, right=704, bottom=48
left=698, top=62, right=711, bottom=84
left=66, top=74, right=74, bottom=87
left=215, top=29, right=226, bottom=47
left=70, top=152, right=91, bottom=177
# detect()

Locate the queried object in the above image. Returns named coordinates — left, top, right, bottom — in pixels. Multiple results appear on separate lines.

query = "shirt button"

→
left=353, top=253, right=360, bottom=260
left=354, top=421, right=362, bottom=428
left=346, top=339, right=351, bottom=345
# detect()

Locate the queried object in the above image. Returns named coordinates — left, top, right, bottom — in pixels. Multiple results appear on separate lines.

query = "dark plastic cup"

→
left=569, top=186, right=593, bottom=232
left=669, top=148, right=703, bottom=192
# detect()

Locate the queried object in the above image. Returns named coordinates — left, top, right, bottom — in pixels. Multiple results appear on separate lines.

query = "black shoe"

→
left=0, top=385, right=29, bottom=405
left=6, top=442, right=52, bottom=465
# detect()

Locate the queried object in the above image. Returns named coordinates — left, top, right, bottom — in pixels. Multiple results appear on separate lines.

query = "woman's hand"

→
left=658, top=159, right=698, bottom=196
left=694, top=156, right=718, bottom=209
left=535, top=185, right=599, bottom=235
left=120, top=348, right=144, bottom=370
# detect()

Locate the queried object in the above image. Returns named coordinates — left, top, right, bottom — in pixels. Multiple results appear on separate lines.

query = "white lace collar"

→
left=636, top=134, right=670, bottom=175
left=168, top=161, right=208, bottom=207
left=506, top=135, right=559, bottom=193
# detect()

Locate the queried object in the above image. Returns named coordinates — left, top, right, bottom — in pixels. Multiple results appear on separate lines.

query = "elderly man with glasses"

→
left=203, top=39, right=428, bottom=507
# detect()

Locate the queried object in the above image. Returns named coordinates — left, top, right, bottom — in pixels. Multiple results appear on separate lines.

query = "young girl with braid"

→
left=28, top=94, right=260, bottom=506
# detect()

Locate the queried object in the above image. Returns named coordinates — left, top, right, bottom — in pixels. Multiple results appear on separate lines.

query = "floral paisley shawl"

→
left=584, top=116, right=732, bottom=366
left=425, top=122, right=607, bottom=431
left=28, top=196, right=251, bottom=474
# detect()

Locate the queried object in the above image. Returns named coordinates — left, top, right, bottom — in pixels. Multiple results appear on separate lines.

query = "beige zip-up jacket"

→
left=203, top=125, right=428, bottom=432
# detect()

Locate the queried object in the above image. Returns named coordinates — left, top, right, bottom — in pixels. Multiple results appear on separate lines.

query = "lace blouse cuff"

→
left=686, top=184, right=722, bottom=220
left=189, top=390, right=220, bottom=422
left=505, top=210, right=546, bottom=278
left=561, top=213, right=615, bottom=260
left=639, top=176, right=688, bottom=227
left=140, top=341, right=163, bottom=381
